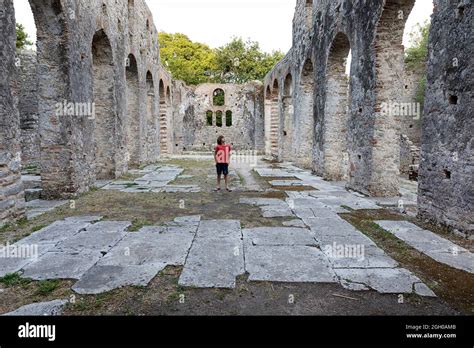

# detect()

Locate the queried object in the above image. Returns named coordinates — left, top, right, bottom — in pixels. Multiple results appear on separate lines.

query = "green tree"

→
left=405, top=21, right=431, bottom=109
left=405, top=21, right=430, bottom=70
left=159, top=32, right=217, bottom=85
left=16, top=23, right=33, bottom=49
left=214, top=37, right=285, bottom=84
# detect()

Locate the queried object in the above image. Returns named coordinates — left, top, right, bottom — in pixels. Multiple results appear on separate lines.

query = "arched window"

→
left=206, top=111, right=213, bottom=126
left=216, top=111, right=223, bottom=127
left=226, top=111, right=233, bottom=127
left=213, top=89, right=225, bottom=106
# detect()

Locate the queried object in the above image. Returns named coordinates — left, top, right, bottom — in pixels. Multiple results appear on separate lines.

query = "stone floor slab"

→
left=335, top=268, right=435, bottom=296
left=323, top=245, right=399, bottom=269
left=72, top=264, right=160, bottom=295
left=243, top=227, right=317, bottom=246
left=53, top=221, right=130, bottom=253
left=3, top=299, right=68, bottom=316
left=376, top=220, right=474, bottom=273
left=179, top=220, right=244, bottom=288
left=245, top=245, right=337, bottom=283
left=22, top=250, right=104, bottom=280
left=16, top=220, right=92, bottom=247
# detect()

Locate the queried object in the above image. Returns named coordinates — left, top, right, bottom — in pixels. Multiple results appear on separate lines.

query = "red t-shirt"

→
left=215, top=144, right=231, bottom=164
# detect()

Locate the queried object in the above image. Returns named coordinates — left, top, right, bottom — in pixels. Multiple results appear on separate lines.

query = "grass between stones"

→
left=340, top=209, right=474, bottom=314
left=0, top=160, right=469, bottom=315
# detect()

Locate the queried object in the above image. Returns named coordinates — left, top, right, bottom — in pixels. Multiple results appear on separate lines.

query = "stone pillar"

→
left=418, top=0, right=473, bottom=237
left=0, top=0, right=26, bottom=225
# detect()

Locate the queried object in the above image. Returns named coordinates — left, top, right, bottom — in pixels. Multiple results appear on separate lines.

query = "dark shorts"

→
left=216, top=163, right=229, bottom=176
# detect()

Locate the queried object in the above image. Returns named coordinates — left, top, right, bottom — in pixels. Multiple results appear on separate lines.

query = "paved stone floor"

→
left=1, top=158, right=472, bottom=315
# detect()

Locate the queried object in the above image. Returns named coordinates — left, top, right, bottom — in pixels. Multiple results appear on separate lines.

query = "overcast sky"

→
left=15, top=0, right=433, bottom=52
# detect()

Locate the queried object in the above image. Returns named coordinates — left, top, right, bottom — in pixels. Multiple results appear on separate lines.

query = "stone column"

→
left=0, top=0, right=26, bottom=225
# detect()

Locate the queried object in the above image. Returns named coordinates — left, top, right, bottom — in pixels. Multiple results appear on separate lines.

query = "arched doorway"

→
left=282, top=73, right=294, bottom=160
left=297, top=58, right=315, bottom=169
left=92, top=29, right=117, bottom=179
left=321, top=32, right=351, bottom=181
left=269, top=80, right=280, bottom=159
left=145, top=71, right=157, bottom=161
left=126, top=53, right=140, bottom=167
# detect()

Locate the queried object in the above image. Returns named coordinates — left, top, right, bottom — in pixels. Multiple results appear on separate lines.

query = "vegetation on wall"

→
left=159, top=32, right=285, bottom=85
left=16, top=23, right=33, bottom=49
left=405, top=21, right=430, bottom=109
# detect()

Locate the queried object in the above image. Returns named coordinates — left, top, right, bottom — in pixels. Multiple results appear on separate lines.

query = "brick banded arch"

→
left=319, top=32, right=351, bottom=181
left=370, top=0, right=417, bottom=196
left=145, top=71, right=157, bottom=161
left=296, top=58, right=315, bottom=169
left=269, top=80, right=280, bottom=158
left=159, top=79, right=169, bottom=155
left=282, top=73, right=294, bottom=160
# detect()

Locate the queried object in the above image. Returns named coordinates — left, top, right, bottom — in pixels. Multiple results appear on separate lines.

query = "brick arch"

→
left=282, top=73, right=294, bottom=159
left=295, top=58, right=315, bottom=168
left=368, top=0, right=418, bottom=196
left=25, top=0, right=72, bottom=197
left=145, top=71, right=157, bottom=161
left=319, top=32, right=351, bottom=180
left=159, top=79, right=169, bottom=155
left=269, top=79, right=280, bottom=158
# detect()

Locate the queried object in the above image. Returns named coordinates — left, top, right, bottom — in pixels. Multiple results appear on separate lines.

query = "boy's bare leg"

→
left=224, top=175, right=229, bottom=190
left=216, top=174, right=222, bottom=190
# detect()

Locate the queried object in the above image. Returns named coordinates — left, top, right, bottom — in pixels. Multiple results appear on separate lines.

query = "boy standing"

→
left=215, top=136, right=232, bottom=192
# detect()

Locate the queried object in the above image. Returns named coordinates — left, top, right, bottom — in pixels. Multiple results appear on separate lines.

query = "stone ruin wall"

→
left=417, top=0, right=473, bottom=236
left=15, top=50, right=40, bottom=170
left=170, top=83, right=265, bottom=153
left=1, top=0, right=164, bottom=226
left=1, top=0, right=472, bottom=236
left=1, top=0, right=26, bottom=225
left=265, top=0, right=472, bottom=236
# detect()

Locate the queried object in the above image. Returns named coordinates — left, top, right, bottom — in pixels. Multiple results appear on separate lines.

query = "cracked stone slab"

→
left=261, top=206, right=295, bottom=218
left=334, top=268, right=435, bottom=296
left=22, top=250, right=104, bottom=280
left=243, top=227, right=317, bottom=246
left=282, top=219, right=307, bottom=228
left=323, top=245, right=399, bottom=269
left=245, top=245, right=337, bottom=283
left=72, top=265, right=160, bottom=295
left=53, top=221, right=131, bottom=253
left=239, top=197, right=287, bottom=206
left=376, top=220, right=474, bottom=273
left=72, top=225, right=198, bottom=294
left=3, top=299, right=68, bottom=316
left=174, top=215, right=201, bottom=224
left=269, top=180, right=307, bottom=187
left=254, top=168, right=296, bottom=177
left=15, top=220, right=92, bottom=247
left=99, top=227, right=196, bottom=268
left=0, top=256, right=38, bottom=278
left=64, top=216, right=103, bottom=223
left=179, top=220, right=244, bottom=288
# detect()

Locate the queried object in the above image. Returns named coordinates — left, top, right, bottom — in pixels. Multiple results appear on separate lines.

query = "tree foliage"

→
left=214, top=37, right=285, bottom=84
left=159, top=33, right=285, bottom=85
left=159, top=32, right=217, bottom=85
left=405, top=21, right=430, bottom=70
left=405, top=21, right=431, bottom=109
left=16, top=23, right=33, bottom=49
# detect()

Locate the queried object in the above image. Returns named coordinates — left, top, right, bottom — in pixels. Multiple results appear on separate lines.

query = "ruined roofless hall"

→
left=0, top=0, right=472, bottom=237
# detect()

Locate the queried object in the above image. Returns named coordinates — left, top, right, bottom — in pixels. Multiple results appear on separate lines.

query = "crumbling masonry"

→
left=0, top=0, right=472, bottom=236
